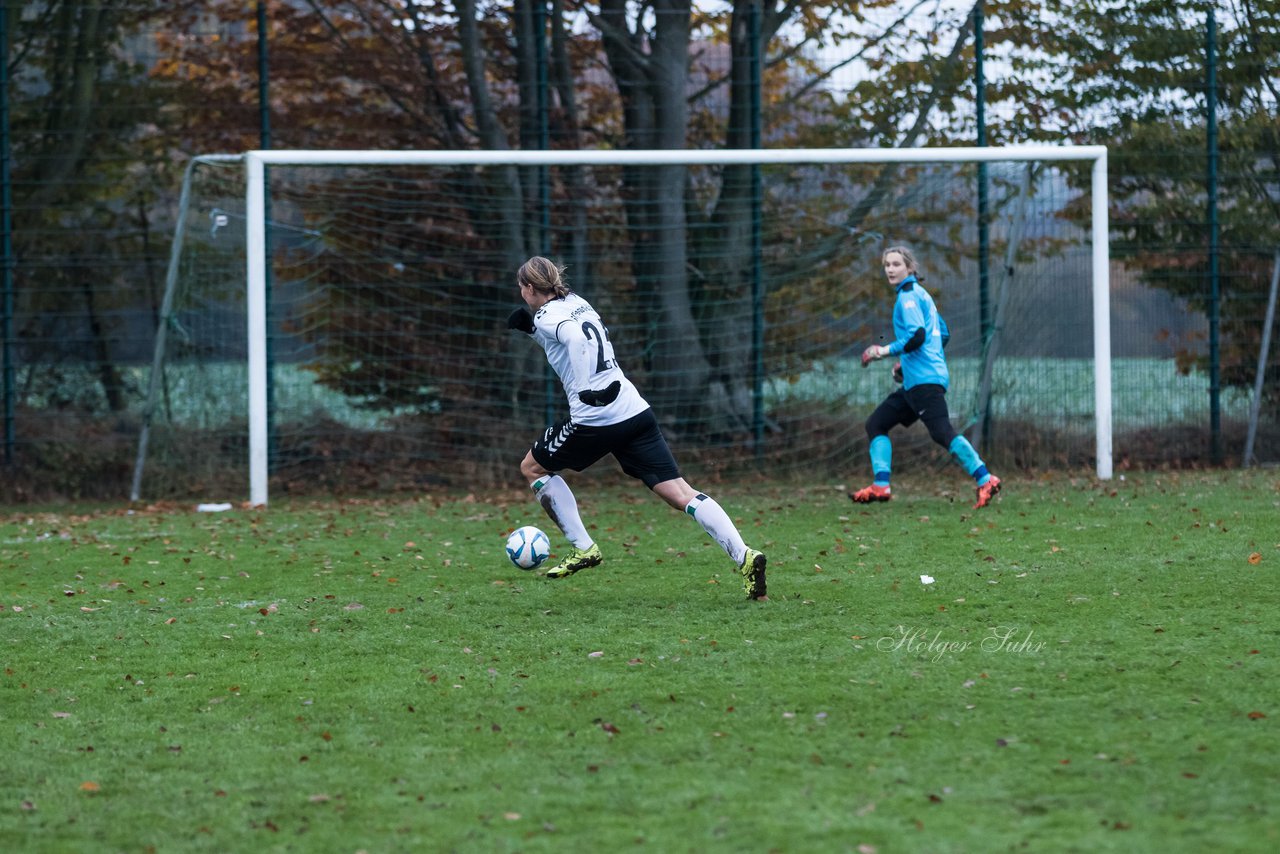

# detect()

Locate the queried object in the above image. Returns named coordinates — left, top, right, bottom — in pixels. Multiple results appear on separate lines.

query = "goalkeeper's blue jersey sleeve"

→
left=887, top=276, right=950, bottom=390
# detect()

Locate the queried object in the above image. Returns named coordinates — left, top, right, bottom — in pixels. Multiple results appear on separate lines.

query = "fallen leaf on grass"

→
left=1247, top=711, right=1266, bottom=720
left=79, top=781, right=100, bottom=793
left=1248, top=552, right=1262, bottom=565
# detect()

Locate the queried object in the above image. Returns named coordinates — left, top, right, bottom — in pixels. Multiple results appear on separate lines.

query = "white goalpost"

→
left=142, top=145, right=1112, bottom=505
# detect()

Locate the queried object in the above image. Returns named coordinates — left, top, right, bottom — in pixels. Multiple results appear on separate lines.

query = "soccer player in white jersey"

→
left=853, top=245, right=1002, bottom=509
left=506, top=256, right=767, bottom=600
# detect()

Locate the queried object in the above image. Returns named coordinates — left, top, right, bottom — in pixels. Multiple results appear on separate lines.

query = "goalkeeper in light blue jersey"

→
left=851, top=246, right=1002, bottom=509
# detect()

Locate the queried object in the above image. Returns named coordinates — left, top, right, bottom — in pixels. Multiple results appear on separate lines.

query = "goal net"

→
left=132, top=147, right=1110, bottom=504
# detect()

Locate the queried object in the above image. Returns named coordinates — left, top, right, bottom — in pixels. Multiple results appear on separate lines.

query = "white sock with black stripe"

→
left=684, top=492, right=747, bottom=565
left=532, top=475, right=593, bottom=550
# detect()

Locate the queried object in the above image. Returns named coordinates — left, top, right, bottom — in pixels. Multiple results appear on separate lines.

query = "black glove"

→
left=578, top=380, right=621, bottom=407
left=507, top=308, right=535, bottom=335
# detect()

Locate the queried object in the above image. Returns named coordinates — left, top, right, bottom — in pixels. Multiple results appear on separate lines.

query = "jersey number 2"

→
left=582, top=321, right=615, bottom=373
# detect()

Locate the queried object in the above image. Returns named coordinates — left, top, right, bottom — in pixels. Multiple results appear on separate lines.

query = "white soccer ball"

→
left=505, top=525, right=551, bottom=570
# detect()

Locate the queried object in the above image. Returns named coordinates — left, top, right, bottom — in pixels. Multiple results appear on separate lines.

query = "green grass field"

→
left=2, top=470, right=1277, bottom=852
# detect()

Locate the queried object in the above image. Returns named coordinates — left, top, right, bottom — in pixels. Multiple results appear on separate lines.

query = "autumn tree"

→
left=150, top=0, right=585, bottom=414
left=582, top=0, right=989, bottom=433
left=712, top=1, right=985, bottom=430
left=161, top=1, right=999, bottom=415
left=8, top=2, right=178, bottom=414
left=1033, top=0, right=1280, bottom=407
left=142, top=1, right=1008, bottom=434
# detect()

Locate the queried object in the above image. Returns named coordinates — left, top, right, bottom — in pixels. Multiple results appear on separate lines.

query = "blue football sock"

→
left=948, top=436, right=990, bottom=484
left=870, top=435, right=892, bottom=485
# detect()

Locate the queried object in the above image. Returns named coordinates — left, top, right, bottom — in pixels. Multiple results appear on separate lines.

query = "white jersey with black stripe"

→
left=532, top=293, right=649, bottom=426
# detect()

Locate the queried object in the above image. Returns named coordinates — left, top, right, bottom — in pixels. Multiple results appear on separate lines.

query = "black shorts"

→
left=531, top=408, right=681, bottom=489
left=865, top=383, right=959, bottom=449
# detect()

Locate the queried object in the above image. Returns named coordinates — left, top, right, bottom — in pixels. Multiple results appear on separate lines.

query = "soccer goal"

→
left=132, top=145, right=1111, bottom=505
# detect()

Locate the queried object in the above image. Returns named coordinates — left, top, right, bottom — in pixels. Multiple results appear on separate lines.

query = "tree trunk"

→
left=455, top=0, right=528, bottom=272
left=81, top=272, right=125, bottom=413
left=513, top=0, right=543, bottom=252
left=548, top=0, right=591, bottom=290
left=687, top=0, right=787, bottom=435
left=597, top=0, right=717, bottom=430
left=28, top=3, right=110, bottom=207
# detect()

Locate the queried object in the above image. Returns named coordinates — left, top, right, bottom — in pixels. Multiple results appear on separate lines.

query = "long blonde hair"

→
left=517, top=256, right=571, bottom=299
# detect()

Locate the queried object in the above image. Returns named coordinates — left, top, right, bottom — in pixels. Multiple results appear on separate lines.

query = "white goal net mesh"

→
left=135, top=152, right=1109, bottom=500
